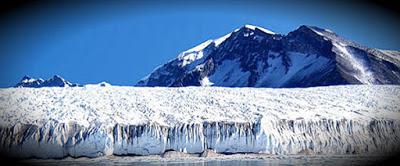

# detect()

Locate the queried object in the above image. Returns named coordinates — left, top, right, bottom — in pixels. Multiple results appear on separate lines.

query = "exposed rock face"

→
left=137, top=25, right=400, bottom=87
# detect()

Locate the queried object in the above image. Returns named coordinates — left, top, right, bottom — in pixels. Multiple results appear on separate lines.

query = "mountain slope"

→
left=137, top=25, right=400, bottom=87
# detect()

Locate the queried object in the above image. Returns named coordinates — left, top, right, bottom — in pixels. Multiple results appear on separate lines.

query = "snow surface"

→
left=0, top=85, right=400, bottom=158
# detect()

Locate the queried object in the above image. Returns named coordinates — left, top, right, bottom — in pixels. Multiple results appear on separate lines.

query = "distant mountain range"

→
left=15, top=75, right=79, bottom=88
left=15, top=25, right=400, bottom=88
left=14, top=75, right=111, bottom=88
left=137, top=25, right=400, bottom=87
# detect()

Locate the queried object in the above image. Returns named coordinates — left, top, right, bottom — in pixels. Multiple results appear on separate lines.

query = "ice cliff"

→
left=0, top=85, right=400, bottom=158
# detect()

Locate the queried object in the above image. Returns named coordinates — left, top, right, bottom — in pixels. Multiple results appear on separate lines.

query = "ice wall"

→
left=1, top=118, right=399, bottom=159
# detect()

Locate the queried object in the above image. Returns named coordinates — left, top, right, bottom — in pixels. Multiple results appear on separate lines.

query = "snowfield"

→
left=0, top=85, right=400, bottom=158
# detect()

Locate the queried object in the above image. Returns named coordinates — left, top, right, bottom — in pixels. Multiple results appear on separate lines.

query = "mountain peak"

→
left=296, top=25, right=324, bottom=31
left=17, top=75, right=44, bottom=86
left=20, top=76, right=35, bottom=83
left=52, top=75, right=63, bottom=79
left=237, top=24, right=276, bottom=35
left=50, top=75, right=67, bottom=82
left=137, top=24, right=400, bottom=87
left=293, top=25, right=337, bottom=37
left=21, top=75, right=31, bottom=80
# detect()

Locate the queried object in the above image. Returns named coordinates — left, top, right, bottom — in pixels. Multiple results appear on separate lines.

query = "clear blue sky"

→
left=1, top=0, right=399, bottom=87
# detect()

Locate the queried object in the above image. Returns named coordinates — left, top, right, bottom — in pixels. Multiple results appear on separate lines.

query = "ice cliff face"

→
left=2, top=119, right=399, bottom=158
left=15, top=75, right=79, bottom=88
left=0, top=85, right=399, bottom=158
left=137, top=25, right=400, bottom=87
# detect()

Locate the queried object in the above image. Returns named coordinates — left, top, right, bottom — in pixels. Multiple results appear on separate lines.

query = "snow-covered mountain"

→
left=137, top=25, right=400, bottom=87
left=0, top=85, right=399, bottom=158
left=15, top=75, right=79, bottom=88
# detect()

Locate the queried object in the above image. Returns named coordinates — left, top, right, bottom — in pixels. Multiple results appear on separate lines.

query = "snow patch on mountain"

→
left=213, top=33, right=232, bottom=46
left=333, top=43, right=375, bottom=84
left=200, top=77, right=213, bottom=86
left=177, top=40, right=213, bottom=67
left=21, top=76, right=43, bottom=84
left=16, top=76, right=45, bottom=87
left=242, top=24, right=275, bottom=35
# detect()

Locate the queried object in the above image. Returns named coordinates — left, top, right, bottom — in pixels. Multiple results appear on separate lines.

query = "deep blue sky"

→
left=1, top=0, right=399, bottom=87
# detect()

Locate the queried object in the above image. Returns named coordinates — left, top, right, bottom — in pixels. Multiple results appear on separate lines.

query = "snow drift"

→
left=0, top=85, right=400, bottom=158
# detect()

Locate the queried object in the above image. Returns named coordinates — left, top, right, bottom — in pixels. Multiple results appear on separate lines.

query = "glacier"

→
left=0, top=85, right=400, bottom=158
